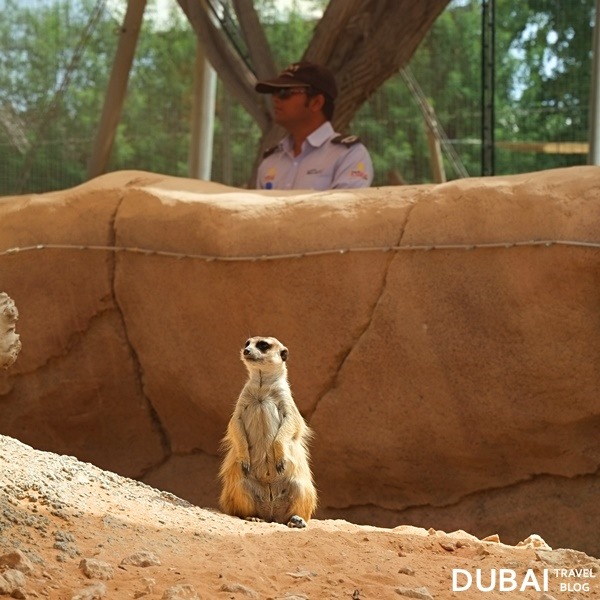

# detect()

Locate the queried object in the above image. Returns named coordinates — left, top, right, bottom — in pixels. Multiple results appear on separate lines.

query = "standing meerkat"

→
left=219, top=336, right=317, bottom=528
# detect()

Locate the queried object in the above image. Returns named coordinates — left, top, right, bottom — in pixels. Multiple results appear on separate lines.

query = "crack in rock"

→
left=109, top=192, right=171, bottom=460
left=307, top=201, right=419, bottom=423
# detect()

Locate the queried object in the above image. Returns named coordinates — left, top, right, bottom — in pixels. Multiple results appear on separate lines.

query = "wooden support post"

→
left=87, top=0, right=147, bottom=179
left=425, top=113, right=446, bottom=183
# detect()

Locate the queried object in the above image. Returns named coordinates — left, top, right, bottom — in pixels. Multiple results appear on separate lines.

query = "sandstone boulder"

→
left=1, top=167, right=599, bottom=555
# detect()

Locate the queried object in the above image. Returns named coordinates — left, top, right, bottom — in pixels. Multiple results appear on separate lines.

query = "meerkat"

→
left=219, top=336, right=317, bottom=528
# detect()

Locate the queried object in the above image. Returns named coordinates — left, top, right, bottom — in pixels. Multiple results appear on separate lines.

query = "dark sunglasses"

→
left=272, top=87, right=312, bottom=100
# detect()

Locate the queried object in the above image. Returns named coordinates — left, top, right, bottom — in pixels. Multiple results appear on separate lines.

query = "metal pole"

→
left=87, top=0, right=147, bottom=179
left=589, top=0, right=600, bottom=164
left=189, top=42, right=217, bottom=180
left=481, top=0, right=495, bottom=175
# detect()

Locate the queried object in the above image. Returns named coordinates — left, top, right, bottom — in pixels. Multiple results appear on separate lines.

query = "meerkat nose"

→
left=243, top=348, right=251, bottom=356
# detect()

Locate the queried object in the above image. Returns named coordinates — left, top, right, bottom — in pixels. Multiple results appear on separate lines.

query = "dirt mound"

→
left=0, top=435, right=598, bottom=599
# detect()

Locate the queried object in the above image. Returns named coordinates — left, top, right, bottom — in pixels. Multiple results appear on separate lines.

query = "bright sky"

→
left=106, top=0, right=324, bottom=27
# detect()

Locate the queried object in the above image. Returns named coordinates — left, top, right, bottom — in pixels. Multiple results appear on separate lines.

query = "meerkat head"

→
left=241, top=336, right=288, bottom=373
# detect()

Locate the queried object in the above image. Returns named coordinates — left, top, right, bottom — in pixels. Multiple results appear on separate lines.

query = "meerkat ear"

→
left=280, top=348, right=289, bottom=362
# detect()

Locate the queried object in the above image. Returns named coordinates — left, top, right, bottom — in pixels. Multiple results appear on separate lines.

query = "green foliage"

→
left=0, top=0, right=118, bottom=192
left=0, top=0, right=594, bottom=194
left=493, top=0, right=594, bottom=173
left=108, top=17, right=196, bottom=175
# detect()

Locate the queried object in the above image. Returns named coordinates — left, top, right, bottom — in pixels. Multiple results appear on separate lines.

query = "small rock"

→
left=3, top=569, right=26, bottom=588
left=0, top=550, right=34, bottom=574
left=220, top=582, right=258, bottom=597
left=482, top=534, right=500, bottom=543
left=395, top=586, right=434, bottom=600
left=439, top=541, right=456, bottom=552
left=516, top=534, right=551, bottom=550
left=0, top=569, right=27, bottom=595
left=161, top=583, right=201, bottom=600
left=286, top=568, right=316, bottom=579
left=79, top=558, right=114, bottom=580
left=536, top=548, right=598, bottom=567
left=121, top=551, right=161, bottom=568
left=134, top=577, right=156, bottom=598
left=398, top=566, right=415, bottom=576
left=71, top=582, right=107, bottom=600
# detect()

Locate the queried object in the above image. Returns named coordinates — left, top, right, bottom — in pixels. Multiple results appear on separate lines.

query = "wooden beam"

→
left=231, top=0, right=276, bottom=80
left=87, top=0, right=147, bottom=179
left=426, top=117, right=446, bottom=183
left=178, top=0, right=270, bottom=132
left=497, top=141, right=588, bottom=154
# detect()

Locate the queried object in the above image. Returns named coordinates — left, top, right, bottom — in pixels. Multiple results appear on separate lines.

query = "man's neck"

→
left=289, top=119, right=328, bottom=156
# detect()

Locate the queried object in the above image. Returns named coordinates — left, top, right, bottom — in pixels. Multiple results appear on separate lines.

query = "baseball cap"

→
left=255, top=62, right=338, bottom=99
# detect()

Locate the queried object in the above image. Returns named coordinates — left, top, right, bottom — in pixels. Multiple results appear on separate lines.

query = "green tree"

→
left=0, top=0, right=118, bottom=193
left=495, top=0, right=594, bottom=173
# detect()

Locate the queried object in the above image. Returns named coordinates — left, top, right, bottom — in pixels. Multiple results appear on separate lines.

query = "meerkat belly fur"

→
left=219, top=336, right=317, bottom=528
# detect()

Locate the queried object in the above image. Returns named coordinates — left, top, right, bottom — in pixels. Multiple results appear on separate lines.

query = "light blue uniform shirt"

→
left=256, top=122, right=373, bottom=190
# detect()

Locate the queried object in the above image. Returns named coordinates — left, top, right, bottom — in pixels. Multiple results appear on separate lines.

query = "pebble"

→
left=0, top=569, right=26, bottom=596
left=121, top=551, right=162, bottom=567
left=0, top=549, right=34, bottom=574
left=79, top=558, right=115, bottom=580
left=134, top=577, right=156, bottom=598
left=161, top=583, right=201, bottom=599
left=71, top=582, right=107, bottom=600
left=395, top=586, right=434, bottom=599
left=220, top=582, right=258, bottom=597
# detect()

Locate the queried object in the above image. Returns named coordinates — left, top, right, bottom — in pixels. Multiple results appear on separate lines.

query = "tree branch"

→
left=303, top=0, right=368, bottom=65
left=306, top=0, right=452, bottom=132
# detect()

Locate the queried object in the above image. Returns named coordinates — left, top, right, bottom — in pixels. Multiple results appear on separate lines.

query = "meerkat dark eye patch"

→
left=256, top=340, right=272, bottom=353
left=244, top=340, right=251, bottom=348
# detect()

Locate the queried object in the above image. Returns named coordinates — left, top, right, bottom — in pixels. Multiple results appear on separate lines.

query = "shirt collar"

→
left=282, top=121, right=335, bottom=154
left=306, top=121, right=335, bottom=148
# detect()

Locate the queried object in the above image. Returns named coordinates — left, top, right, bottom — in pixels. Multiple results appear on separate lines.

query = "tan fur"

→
left=219, top=336, right=317, bottom=527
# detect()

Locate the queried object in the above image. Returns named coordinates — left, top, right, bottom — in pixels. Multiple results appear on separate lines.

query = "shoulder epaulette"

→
left=262, top=144, right=281, bottom=159
left=331, top=134, right=361, bottom=147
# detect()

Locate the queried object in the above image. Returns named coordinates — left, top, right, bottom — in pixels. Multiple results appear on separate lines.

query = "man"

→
left=255, top=62, right=373, bottom=190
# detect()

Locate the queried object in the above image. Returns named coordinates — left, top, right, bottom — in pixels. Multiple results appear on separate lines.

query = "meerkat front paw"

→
left=273, top=441, right=286, bottom=474
left=240, top=458, right=251, bottom=475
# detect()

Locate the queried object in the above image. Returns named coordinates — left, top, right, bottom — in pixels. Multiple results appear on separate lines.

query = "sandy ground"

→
left=0, top=435, right=598, bottom=600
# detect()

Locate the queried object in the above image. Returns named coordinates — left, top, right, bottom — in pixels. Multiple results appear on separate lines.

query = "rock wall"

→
left=0, top=293, right=21, bottom=369
left=1, top=167, right=599, bottom=555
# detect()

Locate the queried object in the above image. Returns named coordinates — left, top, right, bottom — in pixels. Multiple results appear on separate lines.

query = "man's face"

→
left=271, top=87, right=321, bottom=128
